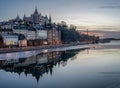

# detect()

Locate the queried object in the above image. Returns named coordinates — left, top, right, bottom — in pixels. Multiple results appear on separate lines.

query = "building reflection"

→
left=0, top=49, right=85, bottom=83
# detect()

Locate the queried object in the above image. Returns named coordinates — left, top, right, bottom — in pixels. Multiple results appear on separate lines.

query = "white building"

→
left=0, top=29, right=13, bottom=34
left=37, top=29, right=47, bottom=39
left=1, top=34, right=19, bottom=46
left=0, top=22, right=12, bottom=29
left=13, top=24, right=28, bottom=38
left=13, top=24, right=37, bottom=40
left=27, top=28, right=36, bottom=40
left=34, top=25, right=48, bottom=39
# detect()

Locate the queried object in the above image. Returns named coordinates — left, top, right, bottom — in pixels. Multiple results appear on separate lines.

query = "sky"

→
left=0, top=0, right=120, bottom=32
left=80, top=31, right=120, bottom=39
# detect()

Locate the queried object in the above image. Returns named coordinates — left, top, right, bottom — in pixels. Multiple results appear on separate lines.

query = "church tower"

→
left=34, top=6, right=38, bottom=14
left=49, top=14, right=52, bottom=23
left=15, top=14, right=21, bottom=22
left=23, top=14, right=26, bottom=21
left=31, top=6, right=40, bottom=24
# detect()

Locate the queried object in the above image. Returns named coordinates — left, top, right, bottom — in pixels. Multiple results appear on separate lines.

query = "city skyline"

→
left=0, top=0, right=120, bottom=32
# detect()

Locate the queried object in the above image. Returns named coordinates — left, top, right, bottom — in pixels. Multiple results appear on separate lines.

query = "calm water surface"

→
left=0, top=41, right=120, bottom=88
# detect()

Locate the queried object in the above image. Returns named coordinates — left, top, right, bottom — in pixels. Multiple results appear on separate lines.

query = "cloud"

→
left=99, top=5, right=120, bottom=9
left=77, top=25, right=120, bottom=32
left=99, top=2, right=120, bottom=9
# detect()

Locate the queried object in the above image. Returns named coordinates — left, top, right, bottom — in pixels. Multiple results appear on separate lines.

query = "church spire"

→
left=16, top=14, right=19, bottom=19
left=24, top=14, right=26, bottom=18
left=34, top=6, right=38, bottom=14
left=16, top=13, right=21, bottom=21
left=23, top=14, right=26, bottom=20
left=49, top=14, right=52, bottom=23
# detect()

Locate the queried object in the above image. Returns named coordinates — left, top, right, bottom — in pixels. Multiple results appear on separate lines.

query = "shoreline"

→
left=0, top=43, right=88, bottom=54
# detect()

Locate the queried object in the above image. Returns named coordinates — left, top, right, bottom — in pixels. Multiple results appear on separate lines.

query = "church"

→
left=23, top=6, right=51, bottom=25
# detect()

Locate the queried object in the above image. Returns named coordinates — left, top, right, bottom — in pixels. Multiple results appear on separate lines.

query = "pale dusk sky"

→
left=0, top=0, right=120, bottom=31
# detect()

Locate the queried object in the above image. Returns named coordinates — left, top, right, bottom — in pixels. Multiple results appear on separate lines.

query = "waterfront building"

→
left=13, top=24, right=28, bottom=38
left=19, top=39, right=27, bottom=47
left=1, top=33, right=19, bottom=47
left=27, top=28, right=36, bottom=40
left=0, top=22, right=13, bottom=29
left=18, top=34, right=27, bottom=47
left=0, top=28, right=13, bottom=34
left=13, top=24, right=37, bottom=40
left=0, top=7, right=62, bottom=46
left=36, top=29, right=48, bottom=40
left=47, top=27, right=61, bottom=45
left=34, top=24, right=48, bottom=40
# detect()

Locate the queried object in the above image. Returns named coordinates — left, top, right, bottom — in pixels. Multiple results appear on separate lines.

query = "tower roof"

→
left=49, top=14, right=52, bottom=22
left=15, top=14, right=21, bottom=21
left=34, top=6, right=38, bottom=14
left=16, top=14, right=20, bottom=19
left=24, top=14, right=26, bottom=18
left=23, top=14, right=26, bottom=20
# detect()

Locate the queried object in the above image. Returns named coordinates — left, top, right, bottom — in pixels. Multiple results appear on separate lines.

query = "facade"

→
left=23, top=7, right=51, bottom=25
left=47, top=28, right=61, bottom=45
left=34, top=24, right=48, bottom=40
left=36, top=29, right=47, bottom=39
left=0, top=23, right=12, bottom=29
left=13, top=24, right=28, bottom=38
left=0, top=7, right=62, bottom=47
left=19, top=39, right=27, bottom=47
left=27, top=28, right=36, bottom=40
left=13, top=24, right=37, bottom=40
left=0, top=29, right=13, bottom=34
left=1, top=33, right=19, bottom=47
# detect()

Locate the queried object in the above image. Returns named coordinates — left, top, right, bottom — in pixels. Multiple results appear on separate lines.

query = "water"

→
left=0, top=41, right=120, bottom=88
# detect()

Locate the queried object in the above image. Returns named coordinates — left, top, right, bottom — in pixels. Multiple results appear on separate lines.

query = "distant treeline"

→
left=57, top=24, right=100, bottom=44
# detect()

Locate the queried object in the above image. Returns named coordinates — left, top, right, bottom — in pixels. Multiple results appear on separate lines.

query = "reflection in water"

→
left=0, top=41, right=120, bottom=88
left=0, top=49, right=85, bottom=83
